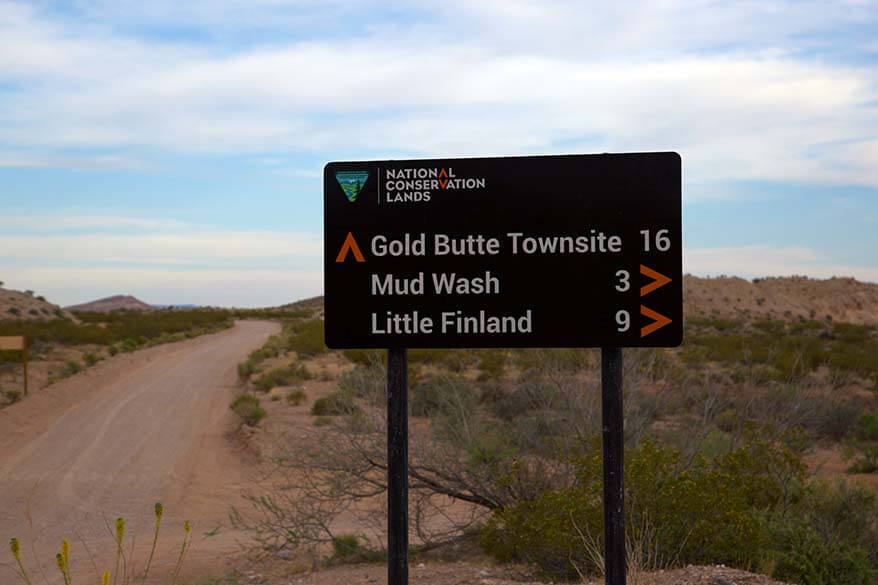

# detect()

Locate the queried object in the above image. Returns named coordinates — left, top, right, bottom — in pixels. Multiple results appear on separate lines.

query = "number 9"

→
left=615, top=310, right=630, bottom=332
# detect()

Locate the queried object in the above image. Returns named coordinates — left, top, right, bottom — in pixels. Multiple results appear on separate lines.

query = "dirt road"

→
left=0, top=320, right=279, bottom=584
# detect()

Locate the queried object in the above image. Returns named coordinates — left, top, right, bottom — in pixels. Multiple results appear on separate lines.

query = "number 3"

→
left=615, top=270, right=630, bottom=292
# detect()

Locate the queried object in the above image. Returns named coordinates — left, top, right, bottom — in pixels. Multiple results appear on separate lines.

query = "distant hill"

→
left=65, top=295, right=156, bottom=313
left=684, top=275, right=878, bottom=325
left=0, top=286, right=73, bottom=321
left=281, top=276, right=878, bottom=326
left=277, top=295, right=325, bottom=318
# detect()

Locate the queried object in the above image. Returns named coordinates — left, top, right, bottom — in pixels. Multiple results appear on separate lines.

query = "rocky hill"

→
left=65, top=295, right=155, bottom=313
left=0, top=287, right=72, bottom=321
left=684, top=275, right=878, bottom=325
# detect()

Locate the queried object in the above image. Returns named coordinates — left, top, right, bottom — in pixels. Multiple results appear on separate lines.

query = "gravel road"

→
left=0, top=320, right=280, bottom=584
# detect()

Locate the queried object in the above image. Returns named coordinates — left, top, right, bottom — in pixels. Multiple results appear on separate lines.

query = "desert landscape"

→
left=1, top=276, right=876, bottom=585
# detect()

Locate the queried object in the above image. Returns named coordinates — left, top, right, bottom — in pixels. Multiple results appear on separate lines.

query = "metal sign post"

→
left=386, top=348, right=409, bottom=585
left=602, top=348, right=625, bottom=584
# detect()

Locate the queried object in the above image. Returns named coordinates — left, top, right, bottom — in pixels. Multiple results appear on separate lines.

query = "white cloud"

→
left=685, top=245, right=878, bottom=283
left=0, top=1, right=875, bottom=188
left=0, top=231, right=322, bottom=264
left=0, top=213, right=188, bottom=231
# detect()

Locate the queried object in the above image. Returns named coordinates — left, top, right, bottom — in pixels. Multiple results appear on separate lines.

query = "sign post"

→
left=324, top=152, right=683, bottom=585
left=602, top=347, right=624, bottom=584
left=0, top=336, right=28, bottom=397
left=386, top=348, right=408, bottom=585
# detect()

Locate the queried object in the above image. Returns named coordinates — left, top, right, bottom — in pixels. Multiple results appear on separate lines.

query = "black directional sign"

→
left=324, top=152, right=682, bottom=349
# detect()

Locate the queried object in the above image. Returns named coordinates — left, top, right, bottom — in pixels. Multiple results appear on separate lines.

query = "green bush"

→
left=253, top=362, right=311, bottom=392
left=237, top=359, right=256, bottom=380
left=410, top=375, right=477, bottom=418
left=481, top=437, right=806, bottom=580
left=286, top=389, right=307, bottom=406
left=338, top=364, right=384, bottom=405
left=770, top=521, right=874, bottom=585
left=285, top=319, right=326, bottom=357
left=331, top=534, right=360, bottom=559
left=476, top=350, right=506, bottom=380
left=63, top=360, right=82, bottom=377
left=0, top=309, right=232, bottom=347
left=83, top=352, right=100, bottom=366
left=845, top=410, right=878, bottom=473
left=230, top=395, right=266, bottom=426
left=311, top=391, right=359, bottom=416
left=342, top=348, right=384, bottom=366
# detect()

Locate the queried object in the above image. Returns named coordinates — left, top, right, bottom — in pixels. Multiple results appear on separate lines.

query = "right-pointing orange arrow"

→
left=640, top=264, right=672, bottom=297
left=641, top=305, right=672, bottom=337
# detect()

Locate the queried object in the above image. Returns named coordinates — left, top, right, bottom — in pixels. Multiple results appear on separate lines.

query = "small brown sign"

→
left=0, top=336, right=25, bottom=351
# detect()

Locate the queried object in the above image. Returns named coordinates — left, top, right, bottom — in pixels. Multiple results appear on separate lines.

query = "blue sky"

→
left=0, top=0, right=876, bottom=307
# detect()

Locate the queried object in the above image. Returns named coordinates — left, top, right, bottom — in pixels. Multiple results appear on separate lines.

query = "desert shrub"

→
left=338, top=364, right=385, bottom=405
left=486, top=375, right=557, bottom=421
left=514, top=348, right=590, bottom=372
left=285, top=319, right=326, bottom=357
left=311, top=391, right=359, bottom=416
left=410, top=375, right=477, bottom=418
left=3, top=389, right=22, bottom=403
left=0, top=309, right=231, bottom=347
left=230, top=394, right=266, bottom=426
left=120, top=338, right=139, bottom=352
left=832, top=323, right=875, bottom=344
left=83, top=352, right=100, bottom=366
left=231, top=307, right=311, bottom=320
left=845, top=410, right=878, bottom=473
left=408, top=348, right=461, bottom=367
left=481, top=437, right=806, bottom=580
left=253, top=362, right=311, bottom=392
left=811, top=398, right=861, bottom=442
left=286, top=389, right=307, bottom=406
left=62, top=360, right=82, bottom=376
left=329, top=534, right=380, bottom=562
left=238, top=359, right=256, bottom=380
left=770, top=521, right=874, bottom=585
left=476, top=350, right=506, bottom=380
left=108, top=344, right=119, bottom=356
left=342, top=348, right=384, bottom=366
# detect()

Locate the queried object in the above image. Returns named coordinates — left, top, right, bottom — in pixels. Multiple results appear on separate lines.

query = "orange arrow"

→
left=335, top=232, right=365, bottom=263
left=640, top=264, right=672, bottom=297
left=641, top=305, right=672, bottom=337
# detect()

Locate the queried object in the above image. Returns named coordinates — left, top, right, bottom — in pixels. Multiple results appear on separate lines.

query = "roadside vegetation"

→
left=232, top=311, right=878, bottom=584
left=0, top=309, right=235, bottom=405
left=7, top=503, right=192, bottom=585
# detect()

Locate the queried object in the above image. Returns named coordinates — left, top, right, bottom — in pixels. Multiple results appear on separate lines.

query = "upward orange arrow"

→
left=640, top=264, right=672, bottom=297
left=335, top=232, right=365, bottom=263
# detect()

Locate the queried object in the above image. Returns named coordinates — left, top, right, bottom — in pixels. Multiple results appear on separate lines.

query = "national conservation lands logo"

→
left=335, top=170, right=370, bottom=202
left=334, top=165, right=487, bottom=204
left=383, top=166, right=487, bottom=203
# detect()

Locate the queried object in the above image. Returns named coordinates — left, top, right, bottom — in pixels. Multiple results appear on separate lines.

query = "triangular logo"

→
left=335, top=170, right=369, bottom=202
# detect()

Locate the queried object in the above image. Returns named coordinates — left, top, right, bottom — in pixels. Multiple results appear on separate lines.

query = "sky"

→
left=0, top=0, right=876, bottom=307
